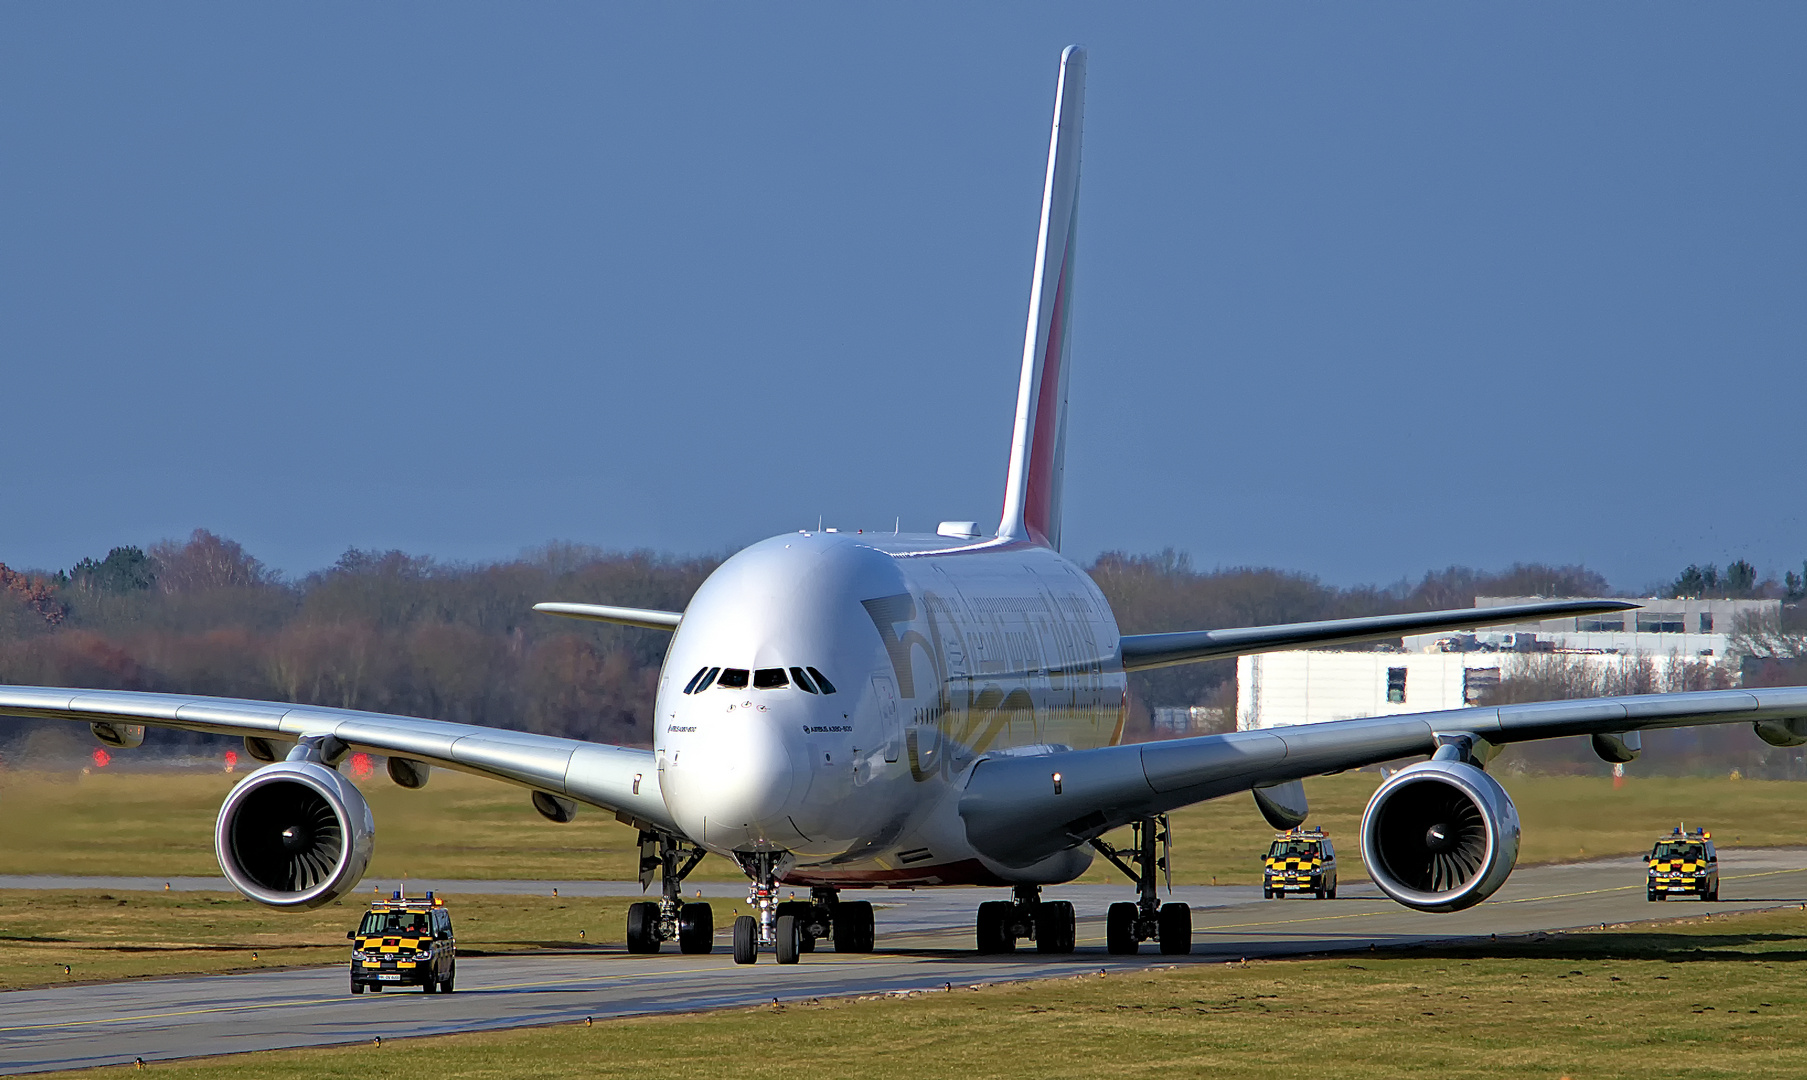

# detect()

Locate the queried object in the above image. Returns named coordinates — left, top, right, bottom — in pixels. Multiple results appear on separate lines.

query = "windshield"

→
left=1652, top=842, right=1704, bottom=861
left=1268, top=841, right=1320, bottom=858
left=358, top=910, right=431, bottom=936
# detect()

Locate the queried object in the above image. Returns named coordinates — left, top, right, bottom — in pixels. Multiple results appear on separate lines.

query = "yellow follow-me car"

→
left=348, top=891, right=457, bottom=994
left=1263, top=826, right=1338, bottom=899
left=1648, top=825, right=1720, bottom=901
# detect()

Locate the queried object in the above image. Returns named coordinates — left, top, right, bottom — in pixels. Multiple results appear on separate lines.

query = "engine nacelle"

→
left=215, top=761, right=375, bottom=909
left=1360, top=760, right=1519, bottom=913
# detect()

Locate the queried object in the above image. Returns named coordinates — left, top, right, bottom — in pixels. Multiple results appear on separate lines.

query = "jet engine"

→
left=215, top=761, right=375, bottom=909
left=1359, top=760, right=1519, bottom=913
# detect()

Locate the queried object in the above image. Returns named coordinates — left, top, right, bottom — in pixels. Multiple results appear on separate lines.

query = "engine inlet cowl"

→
left=215, top=761, right=375, bottom=909
left=1360, top=760, right=1519, bottom=913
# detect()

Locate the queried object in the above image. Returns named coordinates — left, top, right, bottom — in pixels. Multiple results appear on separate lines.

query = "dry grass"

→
left=40, top=905, right=1807, bottom=1080
left=0, top=889, right=636, bottom=990
left=0, top=765, right=1794, bottom=887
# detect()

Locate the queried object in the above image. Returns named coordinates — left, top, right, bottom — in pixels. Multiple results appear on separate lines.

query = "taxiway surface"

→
left=5, top=847, right=1807, bottom=1074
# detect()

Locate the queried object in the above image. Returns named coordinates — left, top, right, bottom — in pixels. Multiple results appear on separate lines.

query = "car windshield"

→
left=1653, top=842, right=1704, bottom=860
left=1269, top=842, right=1318, bottom=858
left=358, top=911, right=430, bottom=936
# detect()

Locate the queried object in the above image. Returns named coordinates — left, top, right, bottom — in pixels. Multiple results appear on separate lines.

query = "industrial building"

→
left=1234, top=596, right=1776, bottom=732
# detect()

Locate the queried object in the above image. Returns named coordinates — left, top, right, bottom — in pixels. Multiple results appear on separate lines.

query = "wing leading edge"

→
left=960, top=685, right=1807, bottom=868
left=0, top=686, right=679, bottom=834
left=1118, top=599, right=1638, bottom=671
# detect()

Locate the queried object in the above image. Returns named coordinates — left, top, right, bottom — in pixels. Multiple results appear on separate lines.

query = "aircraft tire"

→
left=976, top=900, right=1015, bottom=954
left=1157, top=902, right=1192, bottom=955
left=775, top=915, right=802, bottom=965
left=1106, top=902, right=1138, bottom=954
left=833, top=901, right=875, bottom=952
left=1036, top=901, right=1076, bottom=954
left=732, top=915, right=759, bottom=964
left=626, top=901, right=661, bottom=954
left=678, top=902, right=714, bottom=954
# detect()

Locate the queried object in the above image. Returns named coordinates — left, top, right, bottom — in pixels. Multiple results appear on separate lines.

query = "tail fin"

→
left=997, top=45, right=1085, bottom=550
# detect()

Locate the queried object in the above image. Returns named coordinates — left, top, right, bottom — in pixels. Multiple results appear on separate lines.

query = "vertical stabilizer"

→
left=997, top=45, right=1085, bottom=550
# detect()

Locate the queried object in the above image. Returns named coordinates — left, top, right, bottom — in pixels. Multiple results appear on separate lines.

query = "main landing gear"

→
left=625, top=831, right=715, bottom=955
left=975, top=885, right=1077, bottom=954
left=1089, top=814, right=1191, bottom=955
left=729, top=854, right=877, bottom=965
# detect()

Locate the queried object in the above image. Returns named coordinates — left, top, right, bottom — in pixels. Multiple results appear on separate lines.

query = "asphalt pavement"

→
left=3, top=848, right=1806, bottom=1074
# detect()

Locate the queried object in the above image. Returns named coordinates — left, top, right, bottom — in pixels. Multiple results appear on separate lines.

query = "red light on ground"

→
left=91, top=748, right=111, bottom=769
left=350, top=753, right=372, bottom=779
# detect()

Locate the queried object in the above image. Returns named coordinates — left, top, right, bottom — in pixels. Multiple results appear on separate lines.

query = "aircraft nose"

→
left=678, top=707, right=799, bottom=837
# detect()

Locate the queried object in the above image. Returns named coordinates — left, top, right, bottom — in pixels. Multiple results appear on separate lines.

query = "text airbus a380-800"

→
left=7, top=46, right=1807, bottom=966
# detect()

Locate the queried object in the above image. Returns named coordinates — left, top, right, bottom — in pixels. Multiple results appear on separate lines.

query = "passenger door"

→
left=871, top=675, right=901, bottom=763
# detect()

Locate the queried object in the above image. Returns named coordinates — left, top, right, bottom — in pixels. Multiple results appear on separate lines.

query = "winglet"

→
left=998, top=45, right=1086, bottom=550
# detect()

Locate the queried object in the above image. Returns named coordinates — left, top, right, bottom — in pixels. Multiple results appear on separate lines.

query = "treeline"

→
left=2, top=533, right=1802, bottom=759
left=0, top=532, right=713, bottom=748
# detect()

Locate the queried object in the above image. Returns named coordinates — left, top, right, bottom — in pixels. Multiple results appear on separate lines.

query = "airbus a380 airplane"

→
left=7, top=46, right=1807, bottom=966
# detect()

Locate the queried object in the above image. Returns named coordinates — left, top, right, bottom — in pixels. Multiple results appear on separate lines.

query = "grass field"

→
left=0, top=889, right=635, bottom=990
left=35, top=904, right=1807, bottom=1080
left=0, top=764, right=1796, bottom=886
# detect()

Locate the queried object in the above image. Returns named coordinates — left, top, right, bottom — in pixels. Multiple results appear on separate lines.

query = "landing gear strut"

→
left=625, top=830, right=713, bottom=955
left=975, top=885, right=1076, bottom=954
left=1090, top=814, right=1191, bottom=955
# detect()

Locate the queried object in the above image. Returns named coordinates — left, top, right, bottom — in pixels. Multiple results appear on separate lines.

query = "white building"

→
left=1236, top=596, right=1773, bottom=732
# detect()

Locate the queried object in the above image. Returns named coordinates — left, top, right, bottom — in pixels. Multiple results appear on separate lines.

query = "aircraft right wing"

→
left=1117, top=599, right=1638, bottom=671
left=0, top=686, right=678, bottom=833
left=959, top=685, right=1807, bottom=869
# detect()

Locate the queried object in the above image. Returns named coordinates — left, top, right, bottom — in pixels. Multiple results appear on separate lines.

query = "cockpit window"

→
left=717, top=668, right=750, bottom=689
left=682, top=667, right=709, bottom=694
left=690, top=667, right=720, bottom=693
left=753, top=668, right=789, bottom=689
left=789, top=666, right=818, bottom=694
left=806, top=666, right=837, bottom=694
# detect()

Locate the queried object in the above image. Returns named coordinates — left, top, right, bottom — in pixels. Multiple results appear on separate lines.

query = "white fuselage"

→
left=655, top=530, right=1127, bottom=888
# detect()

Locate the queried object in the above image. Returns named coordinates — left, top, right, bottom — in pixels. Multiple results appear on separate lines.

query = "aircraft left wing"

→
left=1118, top=599, right=1637, bottom=671
left=0, top=686, right=679, bottom=833
left=960, top=685, right=1807, bottom=868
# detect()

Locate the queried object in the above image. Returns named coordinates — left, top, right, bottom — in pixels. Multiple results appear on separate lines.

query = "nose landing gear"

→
left=975, top=885, right=1077, bottom=954
left=730, top=858, right=875, bottom=964
left=625, top=830, right=714, bottom=955
left=1089, top=814, right=1191, bottom=955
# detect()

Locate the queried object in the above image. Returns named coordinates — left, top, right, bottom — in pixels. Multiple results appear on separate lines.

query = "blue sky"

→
left=4, top=5, right=1803, bottom=591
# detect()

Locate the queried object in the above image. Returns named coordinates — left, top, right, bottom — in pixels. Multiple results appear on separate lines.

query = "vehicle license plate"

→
left=379, top=974, right=402, bottom=981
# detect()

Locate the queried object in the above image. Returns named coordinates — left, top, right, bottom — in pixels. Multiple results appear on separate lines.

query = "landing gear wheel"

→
left=775, top=914, right=802, bottom=965
left=351, top=982, right=364, bottom=994
left=678, top=902, right=714, bottom=954
left=1106, top=902, right=1139, bottom=955
left=1157, top=902, right=1192, bottom=955
left=626, top=901, right=661, bottom=954
left=832, top=900, right=875, bottom=953
left=732, top=915, right=759, bottom=965
left=976, top=900, right=1015, bottom=954
left=1036, top=901, right=1076, bottom=954
left=776, top=901, right=815, bottom=953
